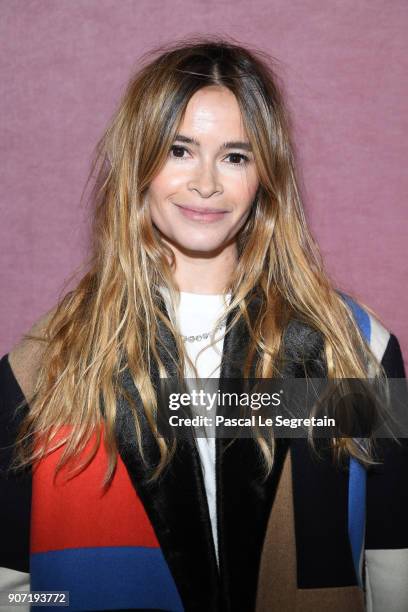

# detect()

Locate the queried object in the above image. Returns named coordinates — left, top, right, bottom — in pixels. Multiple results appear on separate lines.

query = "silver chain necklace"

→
left=181, top=318, right=227, bottom=343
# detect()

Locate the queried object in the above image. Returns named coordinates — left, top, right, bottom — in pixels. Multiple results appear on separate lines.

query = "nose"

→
left=187, top=160, right=223, bottom=198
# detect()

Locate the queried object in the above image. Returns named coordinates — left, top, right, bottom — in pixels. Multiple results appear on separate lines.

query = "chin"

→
left=179, top=241, right=225, bottom=255
left=160, top=225, right=224, bottom=248
left=171, top=235, right=228, bottom=255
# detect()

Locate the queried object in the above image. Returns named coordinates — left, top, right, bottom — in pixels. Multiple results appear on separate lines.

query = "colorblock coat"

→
left=0, top=294, right=407, bottom=612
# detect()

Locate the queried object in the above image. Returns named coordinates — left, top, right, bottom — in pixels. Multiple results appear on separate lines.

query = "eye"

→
left=169, top=145, right=189, bottom=159
left=225, top=153, right=250, bottom=165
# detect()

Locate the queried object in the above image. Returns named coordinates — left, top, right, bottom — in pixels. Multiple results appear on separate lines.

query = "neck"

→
left=164, top=239, right=237, bottom=294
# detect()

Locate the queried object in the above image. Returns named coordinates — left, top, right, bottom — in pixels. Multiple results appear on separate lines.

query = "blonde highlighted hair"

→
left=12, top=36, right=386, bottom=485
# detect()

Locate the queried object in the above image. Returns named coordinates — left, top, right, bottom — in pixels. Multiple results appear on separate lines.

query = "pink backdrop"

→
left=1, top=0, right=407, bottom=367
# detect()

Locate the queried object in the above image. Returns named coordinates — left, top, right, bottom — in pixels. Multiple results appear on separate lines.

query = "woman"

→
left=0, top=38, right=407, bottom=612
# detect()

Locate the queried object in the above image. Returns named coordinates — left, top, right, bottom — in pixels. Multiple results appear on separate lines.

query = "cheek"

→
left=147, top=177, right=168, bottom=214
left=150, top=166, right=186, bottom=198
left=228, top=166, right=258, bottom=198
left=246, top=172, right=260, bottom=201
left=230, top=177, right=259, bottom=217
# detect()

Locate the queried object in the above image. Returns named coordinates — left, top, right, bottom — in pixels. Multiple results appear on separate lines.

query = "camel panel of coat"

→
left=256, top=446, right=297, bottom=611
left=295, top=586, right=365, bottom=611
left=7, top=307, right=56, bottom=403
left=255, top=449, right=365, bottom=612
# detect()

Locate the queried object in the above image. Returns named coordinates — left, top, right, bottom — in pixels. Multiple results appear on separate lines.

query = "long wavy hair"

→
left=13, top=36, right=387, bottom=485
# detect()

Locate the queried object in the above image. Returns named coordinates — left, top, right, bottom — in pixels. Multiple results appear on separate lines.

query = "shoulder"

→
left=3, top=306, right=58, bottom=402
left=338, top=292, right=406, bottom=377
left=340, top=295, right=408, bottom=578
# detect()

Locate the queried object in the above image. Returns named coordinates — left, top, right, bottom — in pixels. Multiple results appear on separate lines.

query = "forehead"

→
left=179, top=86, right=247, bottom=139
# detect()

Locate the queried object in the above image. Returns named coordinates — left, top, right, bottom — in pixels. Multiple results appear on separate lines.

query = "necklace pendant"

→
left=181, top=318, right=227, bottom=343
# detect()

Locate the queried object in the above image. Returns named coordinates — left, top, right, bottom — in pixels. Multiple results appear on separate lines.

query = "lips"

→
left=173, top=202, right=230, bottom=223
left=174, top=203, right=229, bottom=214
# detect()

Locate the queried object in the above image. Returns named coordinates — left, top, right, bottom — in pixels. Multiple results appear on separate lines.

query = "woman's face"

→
left=147, top=85, right=259, bottom=257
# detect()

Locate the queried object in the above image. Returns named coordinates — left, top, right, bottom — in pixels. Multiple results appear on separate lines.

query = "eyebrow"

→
left=173, top=133, right=253, bottom=152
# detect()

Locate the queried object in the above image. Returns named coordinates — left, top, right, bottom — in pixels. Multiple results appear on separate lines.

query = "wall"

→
left=1, top=0, right=406, bottom=366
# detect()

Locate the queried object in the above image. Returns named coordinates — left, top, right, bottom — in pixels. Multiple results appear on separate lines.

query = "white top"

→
left=159, top=288, right=231, bottom=568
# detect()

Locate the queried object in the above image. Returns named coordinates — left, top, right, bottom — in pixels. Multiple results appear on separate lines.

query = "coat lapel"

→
left=216, top=292, right=290, bottom=611
left=114, top=293, right=221, bottom=611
